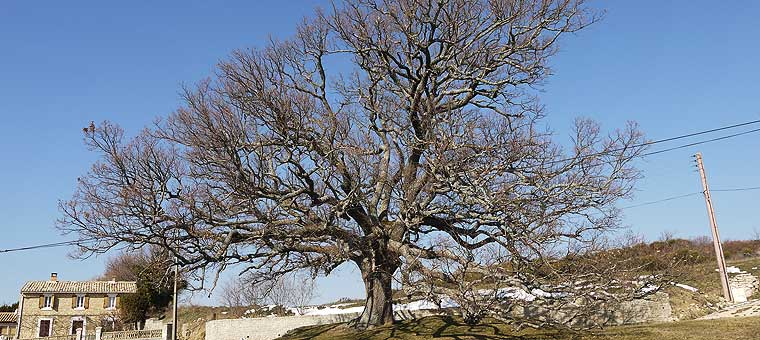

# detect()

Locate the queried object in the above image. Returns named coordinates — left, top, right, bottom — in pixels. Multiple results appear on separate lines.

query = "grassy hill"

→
left=273, top=238, right=760, bottom=340
left=176, top=238, right=760, bottom=340
left=276, top=315, right=760, bottom=340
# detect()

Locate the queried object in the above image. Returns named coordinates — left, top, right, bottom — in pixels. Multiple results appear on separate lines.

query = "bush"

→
left=0, top=302, right=17, bottom=312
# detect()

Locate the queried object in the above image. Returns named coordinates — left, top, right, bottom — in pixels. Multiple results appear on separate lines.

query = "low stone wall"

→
left=609, top=292, right=673, bottom=325
left=204, top=309, right=445, bottom=340
left=509, top=292, right=672, bottom=327
left=205, top=313, right=359, bottom=340
left=729, top=273, right=759, bottom=302
left=143, top=318, right=165, bottom=331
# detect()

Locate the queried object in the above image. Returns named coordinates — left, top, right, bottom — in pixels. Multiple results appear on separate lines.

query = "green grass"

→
left=276, top=315, right=760, bottom=340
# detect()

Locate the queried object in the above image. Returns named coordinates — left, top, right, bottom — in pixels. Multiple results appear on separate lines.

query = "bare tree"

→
left=219, top=272, right=315, bottom=312
left=57, top=0, right=649, bottom=329
left=218, top=278, right=251, bottom=308
left=260, top=273, right=317, bottom=313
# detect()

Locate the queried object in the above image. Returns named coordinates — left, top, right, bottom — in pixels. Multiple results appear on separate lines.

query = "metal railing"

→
left=101, top=330, right=162, bottom=340
left=18, top=328, right=162, bottom=340
left=18, top=335, right=78, bottom=340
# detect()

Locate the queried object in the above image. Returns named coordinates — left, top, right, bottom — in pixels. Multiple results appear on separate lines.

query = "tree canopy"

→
left=59, top=0, right=657, bottom=329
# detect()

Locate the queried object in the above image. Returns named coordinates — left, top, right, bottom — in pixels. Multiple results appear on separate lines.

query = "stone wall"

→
left=609, top=292, right=673, bottom=324
left=205, top=313, right=359, bottom=340
left=143, top=318, right=165, bottom=331
left=729, top=273, right=759, bottom=302
left=204, top=309, right=444, bottom=340
left=508, top=292, right=672, bottom=328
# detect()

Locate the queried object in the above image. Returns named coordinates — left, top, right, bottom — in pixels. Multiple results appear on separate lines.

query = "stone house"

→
left=16, top=273, right=137, bottom=339
left=0, top=312, right=17, bottom=338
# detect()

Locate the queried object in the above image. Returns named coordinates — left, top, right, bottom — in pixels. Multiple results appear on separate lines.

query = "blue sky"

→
left=1, top=1, right=758, bottom=306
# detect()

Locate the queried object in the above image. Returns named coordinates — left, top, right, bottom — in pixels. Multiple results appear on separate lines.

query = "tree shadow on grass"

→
left=425, top=315, right=577, bottom=340
left=279, top=316, right=586, bottom=340
left=278, top=323, right=342, bottom=339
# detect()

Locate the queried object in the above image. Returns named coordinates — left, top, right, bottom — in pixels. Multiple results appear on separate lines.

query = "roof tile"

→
left=21, top=281, right=137, bottom=294
left=0, top=312, right=17, bottom=323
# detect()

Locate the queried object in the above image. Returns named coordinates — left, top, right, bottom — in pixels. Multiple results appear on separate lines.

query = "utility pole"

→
left=694, top=152, right=733, bottom=303
left=171, top=227, right=180, bottom=340
left=172, top=255, right=179, bottom=340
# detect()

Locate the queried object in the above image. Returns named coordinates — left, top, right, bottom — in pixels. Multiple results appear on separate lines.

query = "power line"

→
left=642, top=127, right=760, bottom=157
left=622, top=186, right=760, bottom=210
left=621, top=192, right=702, bottom=209
left=550, top=119, right=760, bottom=164
left=713, top=186, right=760, bottom=192
left=0, top=238, right=96, bottom=254
left=640, top=119, right=760, bottom=146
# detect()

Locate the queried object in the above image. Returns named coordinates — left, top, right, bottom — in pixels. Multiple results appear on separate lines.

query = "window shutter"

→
left=115, top=296, right=121, bottom=308
left=71, top=296, right=77, bottom=307
left=52, top=295, right=57, bottom=310
left=103, top=296, right=108, bottom=308
left=38, top=296, right=44, bottom=308
left=84, top=296, right=90, bottom=309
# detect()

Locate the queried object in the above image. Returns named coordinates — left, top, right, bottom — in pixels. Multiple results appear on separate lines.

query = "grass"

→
left=661, top=256, right=760, bottom=319
left=682, top=257, right=760, bottom=297
left=276, top=315, right=760, bottom=340
left=177, top=243, right=760, bottom=340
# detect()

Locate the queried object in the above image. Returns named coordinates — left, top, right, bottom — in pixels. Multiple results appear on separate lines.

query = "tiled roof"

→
left=0, top=312, right=16, bottom=323
left=21, top=281, right=137, bottom=294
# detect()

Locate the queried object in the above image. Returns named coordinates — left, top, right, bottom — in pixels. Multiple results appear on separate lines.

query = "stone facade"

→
left=16, top=273, right=136, bottom=339
left=0, top=312, right=17, bottom=338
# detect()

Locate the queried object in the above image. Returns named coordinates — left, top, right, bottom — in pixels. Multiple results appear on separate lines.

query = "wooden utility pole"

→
left=172, top=255, right=179, bottom=340
left=695, top=152, right=733, bottom=303
left=171, top=228, right=179, bottom=340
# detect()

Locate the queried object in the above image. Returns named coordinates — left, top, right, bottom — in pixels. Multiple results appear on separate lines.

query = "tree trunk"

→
left=353, top=248, right=398, bottom=329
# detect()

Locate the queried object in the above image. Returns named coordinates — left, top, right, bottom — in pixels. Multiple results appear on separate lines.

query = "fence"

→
left=17, top=324, right=170, bottom=340
left=101, top=330, right=163, bottom=340
left=18, top=336, right=77, bottom=340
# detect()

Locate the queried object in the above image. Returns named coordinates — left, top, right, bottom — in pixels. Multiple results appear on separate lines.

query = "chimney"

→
left=50, top=273, right=58, bottom=282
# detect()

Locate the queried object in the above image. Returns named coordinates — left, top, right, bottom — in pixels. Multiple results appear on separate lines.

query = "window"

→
left=76, top=295, right=85, bottom=309
left=101, top=316, right=117, bottom=332
left=71, top=318, right=85, bottom=335
left=38, top=319, right=52, bottom=337
left=43, top=295, right=53, bottom=309
left=107, top=295, right=116, bottom=309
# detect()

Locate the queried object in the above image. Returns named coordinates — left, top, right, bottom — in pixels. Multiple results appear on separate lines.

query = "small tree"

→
left=0, top=302, right=18, bottom=312
left=101, top=247, right=180, bottom=328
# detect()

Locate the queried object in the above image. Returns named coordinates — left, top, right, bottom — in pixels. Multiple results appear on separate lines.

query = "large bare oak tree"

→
left=59, top=0, right=652, bottom=328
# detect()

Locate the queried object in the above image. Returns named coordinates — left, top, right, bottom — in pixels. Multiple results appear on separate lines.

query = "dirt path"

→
left=699, top=299, right=760, bottom=320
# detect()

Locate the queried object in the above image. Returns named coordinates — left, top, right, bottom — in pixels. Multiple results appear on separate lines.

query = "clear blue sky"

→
left=1, top=1, right=758, bottom=306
